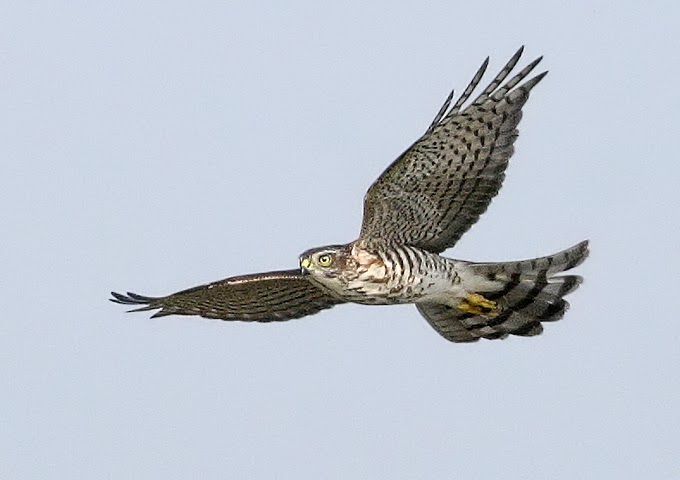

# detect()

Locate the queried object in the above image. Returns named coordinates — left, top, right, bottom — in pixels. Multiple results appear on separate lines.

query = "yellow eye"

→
left=317, top=254, right=333, bottom=267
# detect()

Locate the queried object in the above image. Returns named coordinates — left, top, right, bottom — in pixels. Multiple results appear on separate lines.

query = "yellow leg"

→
left=457, top=293, right=499, bottom=317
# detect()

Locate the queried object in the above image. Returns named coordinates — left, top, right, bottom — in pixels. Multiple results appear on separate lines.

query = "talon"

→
left=458, top=293, right=499, bottom=317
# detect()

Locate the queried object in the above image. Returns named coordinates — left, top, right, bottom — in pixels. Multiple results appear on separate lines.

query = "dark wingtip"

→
left=110, top=291, right=133, bottom=305
left=476, top=56, right=490, bottom=80
left=510, top=46, right=525, bottom=63
left=564, top=240, right=590, bottom=271
left=578, top=239, right=590, bottom=259
left=524, top=70, right=549, bottom=90
left=126, top=291, right=157, bottom=302
left=573, top=239, right=590, bottom=257
left=110, top=291, right=161, bottom=313
left=523, top=55, right=544, bottom=72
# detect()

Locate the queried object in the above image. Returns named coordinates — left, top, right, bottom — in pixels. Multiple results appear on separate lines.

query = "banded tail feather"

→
left=417, top=241, right=589, bottom=342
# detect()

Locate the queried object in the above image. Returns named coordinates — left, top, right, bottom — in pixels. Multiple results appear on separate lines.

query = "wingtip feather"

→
left=110, top=290, right=160, bottom=309
left=512, top=45, right=525, bottom=61
left=526, top=70, right=549, bottom=88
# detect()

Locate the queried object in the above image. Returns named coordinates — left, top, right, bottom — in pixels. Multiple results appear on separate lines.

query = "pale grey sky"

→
left=2, top=1, right=679, bottom=478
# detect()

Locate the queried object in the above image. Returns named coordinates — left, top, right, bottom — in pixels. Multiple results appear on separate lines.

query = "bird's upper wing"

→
left=359, top=47, right=547, bottom=253
left=110, top=269, right=344, bottom=322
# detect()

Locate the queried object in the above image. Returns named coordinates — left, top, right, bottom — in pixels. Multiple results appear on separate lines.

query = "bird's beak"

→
left=300, top=257, right=311, bottom=273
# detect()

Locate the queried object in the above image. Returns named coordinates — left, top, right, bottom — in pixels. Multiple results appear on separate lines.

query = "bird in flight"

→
left=112, top=47, right=588, bottom=343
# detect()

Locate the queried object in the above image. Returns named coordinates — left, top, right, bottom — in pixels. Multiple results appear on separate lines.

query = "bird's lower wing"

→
left=110, top=269, right=344, bottom=322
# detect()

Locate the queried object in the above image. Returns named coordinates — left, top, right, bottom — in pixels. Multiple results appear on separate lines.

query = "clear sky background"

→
left=2, top=1, right=679, bottom=479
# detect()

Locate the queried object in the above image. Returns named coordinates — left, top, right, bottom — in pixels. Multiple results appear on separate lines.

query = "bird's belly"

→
left=342, top=271, right=462, bottom=306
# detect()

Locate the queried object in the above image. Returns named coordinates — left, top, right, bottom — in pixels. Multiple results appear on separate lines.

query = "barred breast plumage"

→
left=316, top=243, right=468, bottom=306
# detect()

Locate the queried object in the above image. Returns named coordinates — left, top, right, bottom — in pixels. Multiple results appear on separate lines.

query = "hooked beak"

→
left=300, top=257, right=311, bottom=274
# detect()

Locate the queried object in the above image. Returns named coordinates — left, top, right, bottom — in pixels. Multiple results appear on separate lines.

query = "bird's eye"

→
left=317, top=254, right=333, bottom=267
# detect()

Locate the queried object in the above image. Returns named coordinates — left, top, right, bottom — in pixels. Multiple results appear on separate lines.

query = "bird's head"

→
left=299, top=244, right=355, bottom=290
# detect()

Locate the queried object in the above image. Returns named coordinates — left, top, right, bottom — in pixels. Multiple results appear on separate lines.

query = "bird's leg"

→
left=457, top=293, right=499, bottom=317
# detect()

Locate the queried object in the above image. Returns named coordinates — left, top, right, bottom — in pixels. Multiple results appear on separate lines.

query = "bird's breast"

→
left=339, top=244, right=429, bottom=304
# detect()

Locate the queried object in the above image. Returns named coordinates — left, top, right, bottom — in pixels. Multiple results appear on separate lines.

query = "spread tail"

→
left=417, top=241, right=589, bottom=342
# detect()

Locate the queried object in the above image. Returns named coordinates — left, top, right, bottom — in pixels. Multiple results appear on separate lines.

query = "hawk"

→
left=111, top=47, right=589, bottom=343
